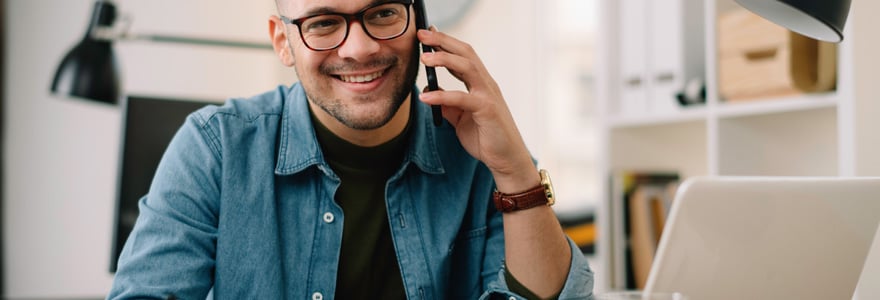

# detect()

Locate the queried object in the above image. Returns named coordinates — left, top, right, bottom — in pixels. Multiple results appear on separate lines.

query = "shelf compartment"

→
left=715, top=92, right=837, bottom=119
left=717, top=107, right=838, bottom=176
left=609, top=120, right=708, bottom=178
left=607, top=105, right=708, bottom=129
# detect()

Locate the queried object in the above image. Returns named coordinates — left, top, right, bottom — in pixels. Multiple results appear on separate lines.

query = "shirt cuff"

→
left=504, top=260, right=561, bottom=300
left=482, top=237, right=595, bottom=300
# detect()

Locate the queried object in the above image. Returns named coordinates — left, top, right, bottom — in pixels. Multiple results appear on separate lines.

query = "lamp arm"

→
left=127, top=33, right=273, bottom=50
left=90, top=12, right=272, bottom=51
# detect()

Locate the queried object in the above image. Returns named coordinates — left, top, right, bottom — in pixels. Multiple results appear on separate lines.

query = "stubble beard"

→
left=298, top=41, right=420, bottom=130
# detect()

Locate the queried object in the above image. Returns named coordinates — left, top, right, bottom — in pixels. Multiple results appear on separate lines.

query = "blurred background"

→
left=2, top=0, right=601, bottom=298
left=9, top=0, right=880, bottom=297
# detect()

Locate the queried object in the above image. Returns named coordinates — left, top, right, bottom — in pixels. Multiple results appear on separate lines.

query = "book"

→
left=608, top=171, right=680, bottom=290
left=629, top=183, right=678, bottom=289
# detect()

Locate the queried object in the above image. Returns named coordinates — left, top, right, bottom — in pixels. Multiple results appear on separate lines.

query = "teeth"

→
left=340, top=70, right=383, bottom=83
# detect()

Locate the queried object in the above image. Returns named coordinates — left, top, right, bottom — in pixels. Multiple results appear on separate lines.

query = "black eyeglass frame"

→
left=280, top=0, right=414, bottom=51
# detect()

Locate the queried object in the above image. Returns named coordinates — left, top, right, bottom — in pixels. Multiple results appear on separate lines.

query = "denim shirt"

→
left=108, top=83, right=594, bottom=300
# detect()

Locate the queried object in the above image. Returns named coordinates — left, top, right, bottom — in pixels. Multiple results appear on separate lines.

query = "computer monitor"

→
left=645, top=177, right=880, bottom=300
left=111, top=95, right=220, bottom=272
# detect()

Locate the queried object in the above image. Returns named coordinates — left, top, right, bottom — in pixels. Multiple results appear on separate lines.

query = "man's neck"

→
left=308, top=97, right=412, bottom=147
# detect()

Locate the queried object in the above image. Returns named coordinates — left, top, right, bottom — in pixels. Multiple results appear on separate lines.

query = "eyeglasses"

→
left=280, top=1, right=413, bottom=51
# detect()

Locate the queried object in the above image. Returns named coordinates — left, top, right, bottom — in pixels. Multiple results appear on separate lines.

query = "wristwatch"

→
left=492, top=169, right=555, bottom=213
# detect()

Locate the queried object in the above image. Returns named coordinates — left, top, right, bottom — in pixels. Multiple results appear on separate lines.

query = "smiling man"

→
left=108, top=0, right=594, bottom=299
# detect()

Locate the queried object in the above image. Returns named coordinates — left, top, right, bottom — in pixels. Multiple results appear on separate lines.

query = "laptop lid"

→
left=854, top=224, right=880, bottom=300
left=644, top=177, right=880, bottom=300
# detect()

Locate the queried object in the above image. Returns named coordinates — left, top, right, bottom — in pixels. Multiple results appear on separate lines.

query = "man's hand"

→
left=416, top=28, right=539, bottom=193
left=416, top=28, right=572, bottom=299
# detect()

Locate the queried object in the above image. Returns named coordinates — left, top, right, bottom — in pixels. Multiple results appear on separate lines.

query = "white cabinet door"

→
left=648, top=0, right=685, bottom=114
left=616, top=0, right=704, bottom=117
left=618, top=0, right=649, bottom=115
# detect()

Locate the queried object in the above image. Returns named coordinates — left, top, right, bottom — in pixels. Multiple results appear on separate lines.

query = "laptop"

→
left=644, top=177, right=880, bottom=300
left=854, top=224, right=880, bottom=300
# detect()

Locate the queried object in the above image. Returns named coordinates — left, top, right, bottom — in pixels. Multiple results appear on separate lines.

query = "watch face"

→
left=540, top=169, right=555, bottom=205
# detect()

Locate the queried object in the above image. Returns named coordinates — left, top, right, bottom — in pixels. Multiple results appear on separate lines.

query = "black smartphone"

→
left=413, top=0, right=442, bottom=127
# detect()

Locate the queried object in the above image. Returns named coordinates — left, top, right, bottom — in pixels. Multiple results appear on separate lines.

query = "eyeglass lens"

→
left=300, top=2, right=409, bottom=50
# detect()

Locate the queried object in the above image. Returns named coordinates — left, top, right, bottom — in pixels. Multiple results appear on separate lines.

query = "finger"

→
left=440, top=105, right=463, bottom=126
left=418, top=29, right=498, bottom=92
left=420, top=82, right=463, bottom=125
left=419, top=90, right=481, bottom=112
left=420, top=51, right=483, bottom=90
left=417, top=29, right=480, bottom=61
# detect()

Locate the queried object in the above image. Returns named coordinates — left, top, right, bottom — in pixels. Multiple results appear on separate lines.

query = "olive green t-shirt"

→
left=312, top=112, right=409, bottom=299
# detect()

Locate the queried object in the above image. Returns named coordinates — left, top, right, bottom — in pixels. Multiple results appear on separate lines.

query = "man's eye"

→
left=367, top=8, right=401, bottom=24
left=373, top=9, right=398, bottom=18
left=305, top=17, right=342, bottom=32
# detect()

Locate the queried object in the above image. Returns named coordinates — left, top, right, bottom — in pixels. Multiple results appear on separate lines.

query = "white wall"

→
left=436, top=0, right=544, bottom=152
left=4, top=0, right=285, bottom=297
left=3, top=0, right=546, bottom=297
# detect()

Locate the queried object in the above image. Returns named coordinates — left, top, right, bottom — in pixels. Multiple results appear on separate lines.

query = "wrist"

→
left=493, top=169, right=556, bottom=213
left=491, top=164, right=540, bottom=194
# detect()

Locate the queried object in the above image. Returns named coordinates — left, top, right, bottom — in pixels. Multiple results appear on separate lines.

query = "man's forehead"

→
left=277, top=0, right=384, bottom=16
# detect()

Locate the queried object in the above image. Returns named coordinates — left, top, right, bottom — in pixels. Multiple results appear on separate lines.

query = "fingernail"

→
left=419, top=92, right=433, bottom=100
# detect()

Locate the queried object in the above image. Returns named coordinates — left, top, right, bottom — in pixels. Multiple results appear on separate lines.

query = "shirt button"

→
left=322, top=212, right=335, bottom=223
left=312, top=292, right=323, bottom=300
left=508, top=297, right=516, bottom=300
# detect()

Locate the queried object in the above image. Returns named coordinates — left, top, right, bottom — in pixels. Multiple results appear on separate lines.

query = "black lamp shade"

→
left=735, top=0, right=852, bottom=43
left=51, top=1, right=121, bottom=104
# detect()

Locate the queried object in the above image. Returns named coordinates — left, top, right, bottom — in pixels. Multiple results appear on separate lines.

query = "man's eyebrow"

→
left=298, top=6, right=336, bottom=18
left=297, top=0, right=393, bottom=18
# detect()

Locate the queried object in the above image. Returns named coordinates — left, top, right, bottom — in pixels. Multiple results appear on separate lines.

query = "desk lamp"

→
left=50, top=0, right=271, bottom=104
left=734, top=0, right=852, bottom=43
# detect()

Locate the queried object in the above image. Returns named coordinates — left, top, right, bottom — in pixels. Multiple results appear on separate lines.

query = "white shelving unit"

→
left=594, top=0, right=880, bottom=292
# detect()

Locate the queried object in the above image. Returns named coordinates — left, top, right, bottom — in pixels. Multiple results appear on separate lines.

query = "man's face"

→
left=277, top=0, right=420, bottom=130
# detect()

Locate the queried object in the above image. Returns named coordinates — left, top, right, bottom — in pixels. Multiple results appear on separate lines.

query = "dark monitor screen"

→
left=112, top=95, right=220, bottom=272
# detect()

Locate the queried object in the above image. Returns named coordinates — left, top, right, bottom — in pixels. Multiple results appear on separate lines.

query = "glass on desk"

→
left=595, top=291, right=688, bottom=300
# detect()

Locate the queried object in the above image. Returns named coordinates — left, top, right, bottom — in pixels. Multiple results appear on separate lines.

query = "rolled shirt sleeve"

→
left=482, top=238, right=595, bottom=300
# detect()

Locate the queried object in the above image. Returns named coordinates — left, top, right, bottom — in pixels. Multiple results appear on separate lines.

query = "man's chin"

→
left=337, top=115, right=393, bottom=130
left=339, top=100, right=407, bottom=130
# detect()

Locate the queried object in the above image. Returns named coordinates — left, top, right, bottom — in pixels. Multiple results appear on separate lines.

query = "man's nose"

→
left=336, top=22, right=380, bottom=61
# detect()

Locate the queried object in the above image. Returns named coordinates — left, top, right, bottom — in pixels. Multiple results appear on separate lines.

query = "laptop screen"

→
left=645, top=177, right=880, bottom=300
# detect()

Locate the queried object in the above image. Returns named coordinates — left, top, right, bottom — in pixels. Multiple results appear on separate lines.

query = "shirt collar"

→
left=274, top=83, right=445, bottom=176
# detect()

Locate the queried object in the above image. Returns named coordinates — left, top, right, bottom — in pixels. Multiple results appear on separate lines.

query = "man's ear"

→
left=269, top=15, right=295, bottom=67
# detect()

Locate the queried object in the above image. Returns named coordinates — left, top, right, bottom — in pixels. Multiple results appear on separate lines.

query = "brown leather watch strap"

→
left=492, top=184, right=549, bottom=213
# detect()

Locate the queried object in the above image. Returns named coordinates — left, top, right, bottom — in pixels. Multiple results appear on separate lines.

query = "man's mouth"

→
left=337, top=70, right=385, bottom=83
